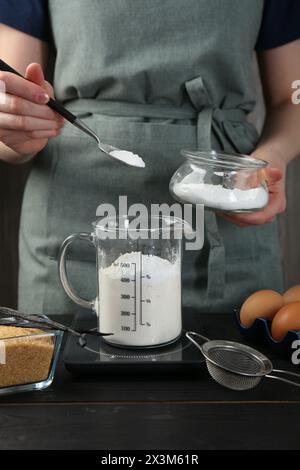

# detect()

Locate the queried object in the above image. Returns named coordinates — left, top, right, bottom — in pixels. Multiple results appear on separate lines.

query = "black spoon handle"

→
left=0, top=58, right=77, bottom=123
left=0, top=306, right=113, bottom=337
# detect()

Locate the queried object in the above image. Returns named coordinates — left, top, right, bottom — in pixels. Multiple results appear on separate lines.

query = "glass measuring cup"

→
left=58, top=216, right=184, bottom=348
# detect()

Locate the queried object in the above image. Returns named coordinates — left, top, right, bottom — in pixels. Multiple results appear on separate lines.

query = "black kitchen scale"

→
left=64, top=308, right=206, bottom=374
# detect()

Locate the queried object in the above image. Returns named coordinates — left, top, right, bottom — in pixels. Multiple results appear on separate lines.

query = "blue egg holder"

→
left=234, top=309, right=300, bottom=357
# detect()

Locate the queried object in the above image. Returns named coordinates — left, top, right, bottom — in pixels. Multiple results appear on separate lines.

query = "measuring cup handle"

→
left=58, top=232, right=95, bottom=310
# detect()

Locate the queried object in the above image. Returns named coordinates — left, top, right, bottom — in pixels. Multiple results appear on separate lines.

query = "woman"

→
left=0, top=0, right=299, bottom=315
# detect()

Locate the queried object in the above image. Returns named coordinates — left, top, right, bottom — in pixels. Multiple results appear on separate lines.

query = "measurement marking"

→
left=132, top=262, right=137, bottom=332
left=140, top=253, right=145, bottom=326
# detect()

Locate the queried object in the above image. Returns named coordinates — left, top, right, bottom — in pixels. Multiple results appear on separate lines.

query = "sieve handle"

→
left=266, top=369, right=300, bottom=389
left=186, top=331, right=210, bottom=354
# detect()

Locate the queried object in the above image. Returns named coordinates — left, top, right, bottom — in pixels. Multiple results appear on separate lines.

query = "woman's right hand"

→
left=0, top=63, right=64, bottom=164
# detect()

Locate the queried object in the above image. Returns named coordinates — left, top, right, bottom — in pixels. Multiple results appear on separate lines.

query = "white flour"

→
left=98, top=252, right=181, bottom=347
left=173, top=180, right=268, bottom=211
left=109, top=149, right=145, bottom=168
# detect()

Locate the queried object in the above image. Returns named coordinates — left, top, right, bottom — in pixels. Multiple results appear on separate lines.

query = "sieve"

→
left=186, top=331, right=300, bottom=391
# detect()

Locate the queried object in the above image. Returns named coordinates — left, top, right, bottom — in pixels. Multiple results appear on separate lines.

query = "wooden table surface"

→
left=0, top=313, right=299, bottom=450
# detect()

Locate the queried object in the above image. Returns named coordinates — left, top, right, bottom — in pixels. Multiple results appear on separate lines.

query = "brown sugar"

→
left=0, top=326, right=55, bottom=388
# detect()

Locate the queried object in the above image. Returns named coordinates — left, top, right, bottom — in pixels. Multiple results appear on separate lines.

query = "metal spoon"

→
left=0, top=59, right=143, bottom=168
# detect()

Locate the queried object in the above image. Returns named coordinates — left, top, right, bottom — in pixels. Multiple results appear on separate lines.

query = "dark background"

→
left=0, top=161, right=30, bottom=307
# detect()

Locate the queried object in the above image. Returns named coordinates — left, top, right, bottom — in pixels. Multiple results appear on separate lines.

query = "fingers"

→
left=0, top=112, right=63, bottom=132
left=8, top=139, right=51, bottom=164
left=219, top=193, right=286, bottom=227
left=30, top=129, right=60, bottom=139
left=219, top=162, right=286, bottom=228
left=25, top=63, right=46, bottom=87
left=43, top=80, right=54, bottom=97
left=1, top=129, right=60, bottom=146
left=0, top=65, right=62, bottom=135
left=0, top=64, right=61, bottom=160
left=0, top=93, right=62, bottom=121
left=264, top=167, right=283, bottom=186
left=0, top=70, right=50, bottom=104
left=25, top=63, right=54, bottom=98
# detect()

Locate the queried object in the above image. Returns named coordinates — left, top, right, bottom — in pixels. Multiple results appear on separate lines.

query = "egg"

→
left=240, top=290, right=284, bottom=327
left=271, top=302, right=300, bottom=341
left=283, top=285, right=300, bottom=304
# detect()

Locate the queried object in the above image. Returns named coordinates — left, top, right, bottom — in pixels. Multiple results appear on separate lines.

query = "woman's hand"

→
left=220, top=150, right=286, bottom=227
left=0, top=63, right=64, bottom=164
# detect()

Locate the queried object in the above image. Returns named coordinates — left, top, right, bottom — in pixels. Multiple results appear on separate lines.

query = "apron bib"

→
left=18, top=0, right=283, bottom=315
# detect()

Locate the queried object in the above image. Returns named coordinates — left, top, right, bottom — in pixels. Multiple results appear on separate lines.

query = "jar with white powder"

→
left=169, top=149, right=269, bottom=212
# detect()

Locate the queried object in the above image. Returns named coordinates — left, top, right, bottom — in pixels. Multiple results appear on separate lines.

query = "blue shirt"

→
left=0, top=0, right=49, bottom=42
left=0, top=0, right=299, bottom=50
left=256, top=0, right=300, bottom=50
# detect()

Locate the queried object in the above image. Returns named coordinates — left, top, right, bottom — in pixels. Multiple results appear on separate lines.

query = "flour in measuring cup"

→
left=98, top=252, right=181, bottom=347
left=109, top=149, right=145, bottom=168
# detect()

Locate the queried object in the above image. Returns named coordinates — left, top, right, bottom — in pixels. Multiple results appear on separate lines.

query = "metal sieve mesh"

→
left=206, top=346, right=264, bottom=375
left=205, top=349, right=263, bottom=391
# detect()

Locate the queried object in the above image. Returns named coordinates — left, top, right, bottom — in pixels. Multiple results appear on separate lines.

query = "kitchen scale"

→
left=64, top=307, right=205, bottom=374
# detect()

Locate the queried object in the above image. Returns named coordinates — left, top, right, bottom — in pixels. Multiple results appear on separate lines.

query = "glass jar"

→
left=169, top=149, right=269, bottom=213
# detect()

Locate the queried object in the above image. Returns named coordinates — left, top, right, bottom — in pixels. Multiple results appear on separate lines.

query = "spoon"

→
left=0, top=59, right=144, bottom=168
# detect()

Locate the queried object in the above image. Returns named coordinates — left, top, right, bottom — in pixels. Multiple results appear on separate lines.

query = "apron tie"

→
left=185, top=76, right=254, bottom=299
left=185, top=76, right=255, bottom=152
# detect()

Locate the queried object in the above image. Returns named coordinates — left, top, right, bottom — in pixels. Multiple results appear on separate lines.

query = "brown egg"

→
left=240, top=290, right=284, bottom=327
left=283, top=285, right=300, bottom=304
left=271, top=302, right=300, bottom=341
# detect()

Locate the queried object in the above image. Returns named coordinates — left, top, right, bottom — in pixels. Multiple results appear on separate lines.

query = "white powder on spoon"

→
left=109, top=149, right=145, bottom=168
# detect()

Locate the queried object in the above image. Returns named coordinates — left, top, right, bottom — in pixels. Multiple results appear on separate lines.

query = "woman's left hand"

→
left=220, top=151, right=286, bottom=227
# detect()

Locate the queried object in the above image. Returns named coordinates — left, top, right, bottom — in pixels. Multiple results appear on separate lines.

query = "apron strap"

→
left=204, top=211, right=226, bottom=299
left=185, top=76, right=251, bottom=300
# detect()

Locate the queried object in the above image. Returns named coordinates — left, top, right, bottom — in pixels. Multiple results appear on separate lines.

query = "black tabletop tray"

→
left=64, top=308, right=208, bottom=374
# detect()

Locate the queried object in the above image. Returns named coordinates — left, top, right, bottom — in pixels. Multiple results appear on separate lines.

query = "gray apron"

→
left=18, top=0, right=283, bottom=316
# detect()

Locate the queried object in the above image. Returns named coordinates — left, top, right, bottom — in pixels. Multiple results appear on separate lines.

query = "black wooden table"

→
left=0, top=313, right=299, bottom=450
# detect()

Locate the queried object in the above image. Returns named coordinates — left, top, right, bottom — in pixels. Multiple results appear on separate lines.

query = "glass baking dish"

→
left=0, top=316, right=63, bottom=396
